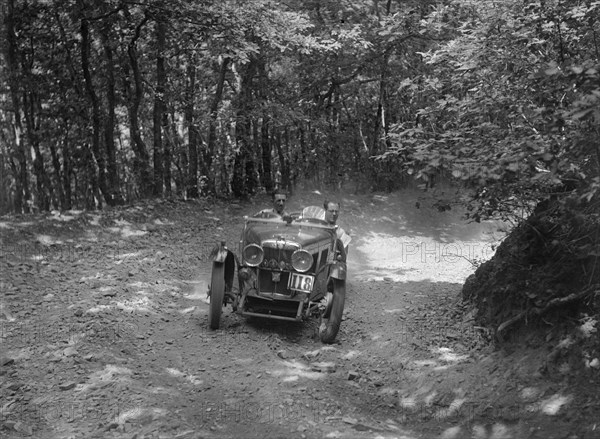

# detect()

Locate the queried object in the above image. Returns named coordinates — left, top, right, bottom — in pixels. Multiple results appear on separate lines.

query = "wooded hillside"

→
left=1, top=0, right=599, bottom=225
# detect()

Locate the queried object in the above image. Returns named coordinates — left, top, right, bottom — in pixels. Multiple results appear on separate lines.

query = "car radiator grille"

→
left=262, top=247, right=294, bottom=266
left=261, top=247, right=329, bottom=273
left=258, top=269, right=292, bottom=295
left=256, top=248, right=330, bottom=295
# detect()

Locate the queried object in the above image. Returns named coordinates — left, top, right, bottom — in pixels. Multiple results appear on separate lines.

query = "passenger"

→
left=323, top=200, right=339, bottom=225
left=323, top=200, right=351, bottom=255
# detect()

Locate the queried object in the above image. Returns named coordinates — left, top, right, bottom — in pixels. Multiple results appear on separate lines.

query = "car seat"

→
left=301, top=206, right=326, bottom=220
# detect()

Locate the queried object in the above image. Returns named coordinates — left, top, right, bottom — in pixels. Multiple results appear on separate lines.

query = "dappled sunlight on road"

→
left=539, top=393, right=572, bottom=415
left=165, top=367, right=203, bottom=385
left=183, top=279, right=210, bottom=303
left=107, top=224, right=148, bottom=238
left=353, top=231, right=494, bottom=283
left=178, top=305, right=197, bottom=314
left=397, top=380, right=576, bottom=439
left=268, top=359, right=326, bottom=382
left=341, top=349, right=361, bottom=360
left=183, top=266, right=212, bottom=303
left=113, top=251, right=143, bottom=262
left=434, top=347, right=469, bottom=363
left=342, top=189, right=506, bottom=286
left=111, top=406, right=149, bottom=426
left=77, top=364, right=133, bottom=393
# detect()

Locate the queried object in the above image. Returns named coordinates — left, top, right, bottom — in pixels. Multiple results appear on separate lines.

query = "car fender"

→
left=210, top=241, right=228, bottom=263
left=210, top=242, right=236, bottom=291
left=329, top=261, right=347, bottom=280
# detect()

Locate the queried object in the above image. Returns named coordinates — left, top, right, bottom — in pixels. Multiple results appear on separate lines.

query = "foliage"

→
left=1, top=0, right=599, bottom=226
left=462, top=193, right=599, bottom=341
left=377, top=0, right=600, bottom=225
left=423, top=0, right=600, bottom=335
left=1, top=0, right=441, bottom=210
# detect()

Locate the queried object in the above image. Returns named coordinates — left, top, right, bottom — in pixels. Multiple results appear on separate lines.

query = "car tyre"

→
left=319, top=279, right=345, bottom=343
left=209, top=262, right=225, bottom=329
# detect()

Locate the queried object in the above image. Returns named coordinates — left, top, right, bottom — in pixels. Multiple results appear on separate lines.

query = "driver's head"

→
left=272, top=190, right=287, bottom=215
left=324, top=200, right=340, bottom=225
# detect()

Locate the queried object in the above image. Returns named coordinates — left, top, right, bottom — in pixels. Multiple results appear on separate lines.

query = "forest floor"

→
left=1, top=186, right=599, bottom=439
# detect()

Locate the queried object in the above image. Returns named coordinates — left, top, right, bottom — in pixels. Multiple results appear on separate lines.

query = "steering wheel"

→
left=253, top=211, right=280, bottom=219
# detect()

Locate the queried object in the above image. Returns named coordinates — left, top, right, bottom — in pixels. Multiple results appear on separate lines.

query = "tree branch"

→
left=496, top=286, right=598, bottom=342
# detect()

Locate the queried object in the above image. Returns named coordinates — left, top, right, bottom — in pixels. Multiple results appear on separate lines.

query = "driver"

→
left=258, top=190, right=288, bottom=217
left=324, top=200, right=351, bottom=255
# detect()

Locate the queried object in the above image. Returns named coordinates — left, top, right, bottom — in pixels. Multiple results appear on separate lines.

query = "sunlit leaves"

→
left=375, top=0, right=600, bottom=222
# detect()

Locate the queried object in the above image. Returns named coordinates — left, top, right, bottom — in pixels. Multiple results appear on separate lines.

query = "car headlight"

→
left=291, top=249, right=313, bottom=273
left=243, top=244, right=264, bottom=267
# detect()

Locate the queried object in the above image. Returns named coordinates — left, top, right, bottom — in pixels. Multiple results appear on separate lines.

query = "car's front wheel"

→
left=208, top=262, right=225, bottom=329
left=319, top=279, right=346, bottom=343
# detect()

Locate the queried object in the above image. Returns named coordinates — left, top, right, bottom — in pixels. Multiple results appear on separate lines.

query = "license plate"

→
left=288, top=273, right=314, bottom=293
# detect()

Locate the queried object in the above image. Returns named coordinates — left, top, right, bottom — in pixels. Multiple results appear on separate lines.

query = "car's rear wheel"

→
left=209, top=262, right=225, bottom=329
left=319, top=279, right=345, bottom=343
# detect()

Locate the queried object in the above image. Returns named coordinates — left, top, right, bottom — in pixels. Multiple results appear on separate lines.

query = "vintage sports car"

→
left=208, top=206, right=347, bottom=343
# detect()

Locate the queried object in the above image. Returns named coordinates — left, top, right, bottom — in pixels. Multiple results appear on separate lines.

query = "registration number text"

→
left=288, top=273, right=314, bottom=292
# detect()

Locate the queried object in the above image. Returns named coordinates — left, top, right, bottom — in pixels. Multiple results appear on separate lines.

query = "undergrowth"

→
left=462, top=192, right=600, bottom=346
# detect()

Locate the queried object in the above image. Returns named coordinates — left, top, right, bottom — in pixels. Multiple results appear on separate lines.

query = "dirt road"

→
left=1, top=189, right=598, bottom=438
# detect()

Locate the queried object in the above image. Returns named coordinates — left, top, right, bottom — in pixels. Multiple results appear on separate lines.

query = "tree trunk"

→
left=371, top=3, right=392, bottom=157
left=22, top=83, right=50, bottom=211
left=53, top=10, right=83, bottom=97
left=206, top=57, right=229, bottom=191
left=0, top=154, right=11, bottom=213
left=244, top=119, right=257, bottom=195
left=7, top=156, right=21, bottom=213
left=185, top=53, right=199, bottom=198
left=231, top=118, right=249, bottom=197
left=163, top=107, right=172, bottom=197
left=153, top=16, right=167, bottom=197
left=275, top=129, right=289, bottom=192
left=232, top=61, right=256, bottom=198
left=79, top=7, right=110, bottom=206
left=371, top=63, right=386, bottom=155
left=165, top=108, right=180, bottom=197
left=101, top=24, right=122, bottom=204
left=125, top=13, right=152, bottom=197
left=282, top=127, right=291, bottom=191
left=299, top=123, right=307, bottom=184
left=83, top=141, right=101, bottom=209
left=309, top=123, right=320, bottom=184
left=253, top=120, right=261, bottom=183
left=49, top=132, right=66, bottom=210
left=62, top=119, right=73, bottom=210
left=6, top=0, right=29, bottom=213
left=260, top=117, right=273, bottom=193
left=177, top=111, right=188, bottom=197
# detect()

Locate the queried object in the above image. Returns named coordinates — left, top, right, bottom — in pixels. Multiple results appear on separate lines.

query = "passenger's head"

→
left=323, top=200, right=340, bottom=225
left=272, top=190, right=287, bottom=214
